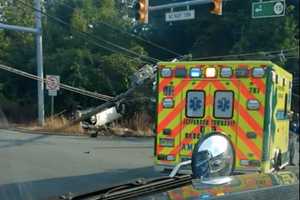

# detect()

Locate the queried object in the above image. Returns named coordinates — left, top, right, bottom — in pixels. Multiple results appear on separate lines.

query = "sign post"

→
left=252, top=0, right=285, bottom=19
left=51, top=95, right=54, bottom=119
left=46, top=75, right=60, bottom=119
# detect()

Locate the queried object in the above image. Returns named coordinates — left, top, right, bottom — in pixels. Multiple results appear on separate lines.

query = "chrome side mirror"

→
left=191, top=134, right=235, bottom=179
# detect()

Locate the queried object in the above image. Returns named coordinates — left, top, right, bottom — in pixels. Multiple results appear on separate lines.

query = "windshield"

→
left=0, top=0, right=299, bottom=200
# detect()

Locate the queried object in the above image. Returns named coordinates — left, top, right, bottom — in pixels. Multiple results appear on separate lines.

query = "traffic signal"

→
left=210, top=0, right=222, bottom=15
left=134, top=0, right=149, bottom=23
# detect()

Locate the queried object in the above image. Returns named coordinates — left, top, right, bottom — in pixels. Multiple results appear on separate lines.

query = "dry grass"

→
left=15, top=116, right=85, bottom=135
left=12, top=112, right=154, bottom=137
left=41, top=117, right=84, bottom=134
left=110, top=112, right=154, bottom=137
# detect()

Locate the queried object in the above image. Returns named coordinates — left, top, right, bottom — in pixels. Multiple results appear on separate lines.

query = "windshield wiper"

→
left=55, top=175, right=191, bottom=200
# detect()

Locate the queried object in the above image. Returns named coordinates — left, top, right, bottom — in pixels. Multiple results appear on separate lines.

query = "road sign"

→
left=48, top=89, right=57, bottom=96
left=166, top=10, right=195, bottom=22
left=46, top=75, right=60, bottom=97
left=252, top=0, right=285, bottom=19
left=46, top=75, right=60, bottom=91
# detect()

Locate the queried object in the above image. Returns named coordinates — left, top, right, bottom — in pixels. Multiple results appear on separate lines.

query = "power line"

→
left=0, top=63, right=114, bottom=101
left=14, top=0, right=160, bottom=64
left=293, top=93, right=300, bottom=98
left=286, top=56, right=300, bottom=59
left=51, top=0, right=183, bottom=58
left=192, top=47, right=299, bottom=60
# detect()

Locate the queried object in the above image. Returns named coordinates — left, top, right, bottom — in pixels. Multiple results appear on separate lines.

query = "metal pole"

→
left=35, top=0, right=45, bottom=126
left=51, top=96, right=54, bottom=120
left=0, top=23, right=38, bottom=33
left=149, top=0, right=212, bottom=11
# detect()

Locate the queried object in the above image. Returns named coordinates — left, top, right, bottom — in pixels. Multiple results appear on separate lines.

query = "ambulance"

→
left=155, top=61, right=293, bottom=174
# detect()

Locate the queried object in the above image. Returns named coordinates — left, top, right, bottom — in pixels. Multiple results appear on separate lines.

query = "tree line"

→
left=0, top=0, right=299, bottom=122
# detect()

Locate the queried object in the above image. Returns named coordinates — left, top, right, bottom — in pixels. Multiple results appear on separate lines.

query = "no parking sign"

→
left=46, top=75, right=60, bottom=96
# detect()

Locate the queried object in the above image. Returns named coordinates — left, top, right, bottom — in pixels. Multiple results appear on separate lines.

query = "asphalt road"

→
left=0, top=129, right=298, bottom=200
left=0, top=129, right=161, bottom=200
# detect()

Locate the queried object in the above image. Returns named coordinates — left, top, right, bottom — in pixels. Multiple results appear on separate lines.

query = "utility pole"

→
left=0, top=0, right=45, bottom=126
left=35, top=0, right=45, bottom=126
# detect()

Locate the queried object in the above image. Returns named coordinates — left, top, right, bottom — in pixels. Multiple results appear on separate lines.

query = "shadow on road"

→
left=93, top=145, right=152, bottom=149
left=0, top=134, right=50, bottom=149
left=0, top=166, right=163, bottom=200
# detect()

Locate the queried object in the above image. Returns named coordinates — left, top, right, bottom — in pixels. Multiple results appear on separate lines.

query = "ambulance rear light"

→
left=175, top=68, right=187, bottom=78
left=240, top=160, right=249, bottom=166
left=247, top=99, right=260, bottom=110
left=246, top=132, right=257, bottom=139
left=157, top=154, right=176, bottom=161
left=159, top=138, right=175, bottom=147
left=220, top=67, right=233, bottom=78
left=163, top=86, right=174, bottom=96
left=235, top=68, right=249, bottom=77
left=205, top=67, right=217, bottom=78
left=163, top=128, right=172, bottom=135
left=166, top=155, right=176, bottom=161
left=190, top=68, right=202, bottom=78
left=241, top=160, right=260, bottom=167
left=162, top=98, right=174, bottom=108
left=160, top=68, right=172, bottom=78
left=249, top=160, right=260, bottom=167
left=252, top=67, right=265, bottom=78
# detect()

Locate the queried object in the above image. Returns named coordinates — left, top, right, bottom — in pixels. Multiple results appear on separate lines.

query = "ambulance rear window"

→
left=213, top=91, right=234, bottom=119
left=186, top=91, right=205, bottom=118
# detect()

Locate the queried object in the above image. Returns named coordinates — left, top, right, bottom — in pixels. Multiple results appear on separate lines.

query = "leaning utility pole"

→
left=0, top=0, right=45, bottom=126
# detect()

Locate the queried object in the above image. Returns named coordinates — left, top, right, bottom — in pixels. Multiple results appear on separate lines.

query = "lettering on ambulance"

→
left=249, top=87, right=260, bottom=94
left=183, top=118, right=235, bottom=126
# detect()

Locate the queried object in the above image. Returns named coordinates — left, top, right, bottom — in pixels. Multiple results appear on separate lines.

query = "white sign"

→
left=166, top=10, right=195, bottom=22
left=46, top=75, right=60, bottom=91
left=48, top=89, right=57, bottom=96
left=273, top=2, right=284, bottom=15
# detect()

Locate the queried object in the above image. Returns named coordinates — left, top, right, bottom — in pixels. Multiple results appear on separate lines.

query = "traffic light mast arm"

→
left=149, top=0, right=212, bottom=11
left=135, top=0, right=223, bottom=23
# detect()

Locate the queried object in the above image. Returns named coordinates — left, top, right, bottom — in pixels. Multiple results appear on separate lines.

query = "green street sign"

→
left=252, top=0, right=285, bottom=19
